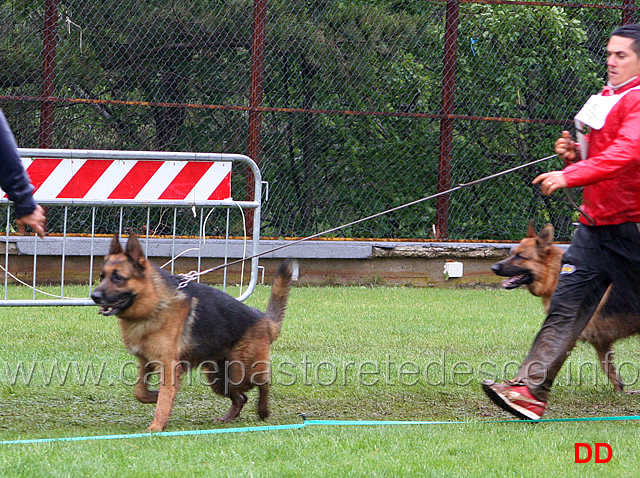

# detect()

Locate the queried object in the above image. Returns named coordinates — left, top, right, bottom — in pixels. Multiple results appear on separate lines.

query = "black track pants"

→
left=514, top=222, right=640, bottom=401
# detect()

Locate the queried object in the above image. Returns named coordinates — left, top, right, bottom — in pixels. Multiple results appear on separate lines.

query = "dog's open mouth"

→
left=501, top=273, right=532, bottom=289
left=98, top=305, right=120, bottom=316
left=96, top=294, right=134, bottom=316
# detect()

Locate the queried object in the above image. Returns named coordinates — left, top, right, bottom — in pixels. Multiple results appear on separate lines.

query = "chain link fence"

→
left=0, top=0, right=633, bottom=241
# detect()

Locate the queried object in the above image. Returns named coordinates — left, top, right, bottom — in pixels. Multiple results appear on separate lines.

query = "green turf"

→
left=1, top=284, right=639, bottom=476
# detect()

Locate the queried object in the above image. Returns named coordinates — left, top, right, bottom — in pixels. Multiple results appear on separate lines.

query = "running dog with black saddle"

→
left=91, top=233, right=292, bottom=431
left=492, top=221, right=640, bottom=393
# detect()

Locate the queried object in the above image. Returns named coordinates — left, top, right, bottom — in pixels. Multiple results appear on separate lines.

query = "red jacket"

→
left=563, top=76, right=640, bottom=225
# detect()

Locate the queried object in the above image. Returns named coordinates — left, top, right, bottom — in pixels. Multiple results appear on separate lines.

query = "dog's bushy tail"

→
left=266, top=260, right=293, bottom=343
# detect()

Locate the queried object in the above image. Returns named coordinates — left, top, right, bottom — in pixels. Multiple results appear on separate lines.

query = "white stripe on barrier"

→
left=84, top=159, right=137, bottom=200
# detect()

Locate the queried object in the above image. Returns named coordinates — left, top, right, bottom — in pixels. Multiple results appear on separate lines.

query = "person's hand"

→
left=16, top=205, right=46, bottom=238
left=532, top=171, right=567, bottom=196
left=554, top=130, right=577, bottom=162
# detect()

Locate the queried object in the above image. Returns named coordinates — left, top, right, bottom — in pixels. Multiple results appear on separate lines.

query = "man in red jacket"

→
left=483, top=24, right=640, bottom=420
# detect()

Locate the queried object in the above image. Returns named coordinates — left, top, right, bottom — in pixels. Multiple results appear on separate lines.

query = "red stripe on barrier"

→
left=25, top=158, right=63, bottom=193
left=208, top=171, right=231, bottom=200
left=158, top=162, right=213, bottom=200
left=57, top=160, right=113, bottom=198
left=108, top=161, right=163, bottom=199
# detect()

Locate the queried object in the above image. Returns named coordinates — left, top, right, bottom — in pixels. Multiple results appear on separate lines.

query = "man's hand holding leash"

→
left=532, top=130, right=574, bottom=195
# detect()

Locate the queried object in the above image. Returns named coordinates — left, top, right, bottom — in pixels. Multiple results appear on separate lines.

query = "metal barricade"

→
left=0, top=149, right=262, bottom=306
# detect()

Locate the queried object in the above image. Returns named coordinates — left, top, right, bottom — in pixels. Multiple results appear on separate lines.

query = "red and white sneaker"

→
left=482, top=380, right=546, bottom=420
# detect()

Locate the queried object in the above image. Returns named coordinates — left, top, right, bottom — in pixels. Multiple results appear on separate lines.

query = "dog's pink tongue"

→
left=502, top=277, right=519, bottom=288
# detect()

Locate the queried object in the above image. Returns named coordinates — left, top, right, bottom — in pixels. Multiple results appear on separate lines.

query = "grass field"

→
left=1, top=283, right=640, bottom=476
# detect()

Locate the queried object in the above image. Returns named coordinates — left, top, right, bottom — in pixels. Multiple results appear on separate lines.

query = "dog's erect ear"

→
left=537, top=224, right=554, bottom=250
left=526, top=220, right=537, bottom=238
left=109, top=233, right=123, bottom=255
left=125, top=233, right=146, bottom=267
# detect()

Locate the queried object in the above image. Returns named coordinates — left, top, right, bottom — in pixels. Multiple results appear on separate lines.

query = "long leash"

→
left=564, top=189, right=595, bottom=226
left=178, top=153, right=561, bottom=288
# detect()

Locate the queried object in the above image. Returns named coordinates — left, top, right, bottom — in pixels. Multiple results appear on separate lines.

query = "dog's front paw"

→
left=214, top=416, right=233, bottom=424
left=146, top=421, right=166, bottom=432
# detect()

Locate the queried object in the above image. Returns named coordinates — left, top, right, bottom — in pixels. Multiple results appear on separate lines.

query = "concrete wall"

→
left=2, top=236, right=568, bottom=288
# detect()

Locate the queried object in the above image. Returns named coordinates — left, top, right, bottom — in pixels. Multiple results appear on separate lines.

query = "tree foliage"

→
left=0, top=0, right=620, bottom=240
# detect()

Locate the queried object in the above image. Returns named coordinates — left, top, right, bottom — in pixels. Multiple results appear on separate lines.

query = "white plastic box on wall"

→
left=443, top=261, right=463, bottom=279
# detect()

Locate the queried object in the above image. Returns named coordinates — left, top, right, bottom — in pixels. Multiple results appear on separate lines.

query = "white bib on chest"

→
left=574, top=85, right=640, bottom=160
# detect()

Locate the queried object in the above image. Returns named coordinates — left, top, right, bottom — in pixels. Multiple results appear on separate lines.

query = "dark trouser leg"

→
left=513, top=225, right=610, bottom=401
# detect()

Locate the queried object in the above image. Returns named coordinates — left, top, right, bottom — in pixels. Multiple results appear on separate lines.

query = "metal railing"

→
left=0, top=149, right=262, bottom=306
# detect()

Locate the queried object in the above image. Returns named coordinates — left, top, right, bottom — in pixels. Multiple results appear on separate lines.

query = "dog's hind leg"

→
left=257, top=383, right=270, bottom=420
left=213, top=359, right=250, bottom=423
left=596, top=345, right=624, bottom=392
left=251, top=354, right=272, bottom=420
left=216, top=391, right=248, bottom=423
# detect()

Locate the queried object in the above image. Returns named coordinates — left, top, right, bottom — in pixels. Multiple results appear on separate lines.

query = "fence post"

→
left=622, top=0, right=635, bottom=24
left=436, top=0, right=460, bottom=239
left=247, top=0, right=267, bottom=234
left=40, top=0, right=59, bottom=149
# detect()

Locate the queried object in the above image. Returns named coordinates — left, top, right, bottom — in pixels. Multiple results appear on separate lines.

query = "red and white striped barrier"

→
left=3, top=157, right=231, bottom=202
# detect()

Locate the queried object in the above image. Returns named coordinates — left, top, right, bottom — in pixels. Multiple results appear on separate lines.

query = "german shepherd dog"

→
left=492, top=221, right=640, bottom=393
left=91, top=233, right=292, bottom=431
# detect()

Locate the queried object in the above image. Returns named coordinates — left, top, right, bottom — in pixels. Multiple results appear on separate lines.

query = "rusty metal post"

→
left=436, top=0, right=460, bottom=240
left=40, top=0, right=59, bottom=149
left=622, top=0, right=635, bottom=24
left=246, top=0, right=267, bottom=232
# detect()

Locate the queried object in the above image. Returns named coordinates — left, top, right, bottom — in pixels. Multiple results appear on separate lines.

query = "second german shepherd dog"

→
left=91, top=233, right=292, bottom=431
left=492, top=221, right=640, bottom=393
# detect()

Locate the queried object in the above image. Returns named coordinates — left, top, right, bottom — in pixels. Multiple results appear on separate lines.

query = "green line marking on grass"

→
left=0, top=423, right=307, bottom=445
left=3, top=415, right=640, bottom=446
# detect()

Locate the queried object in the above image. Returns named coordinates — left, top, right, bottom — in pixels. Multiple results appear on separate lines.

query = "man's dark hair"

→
left=611, top=24, right=640, bottom=57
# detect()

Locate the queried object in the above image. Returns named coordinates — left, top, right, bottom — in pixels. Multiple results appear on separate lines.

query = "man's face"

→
left=607, top=35, right=640, bottom=86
